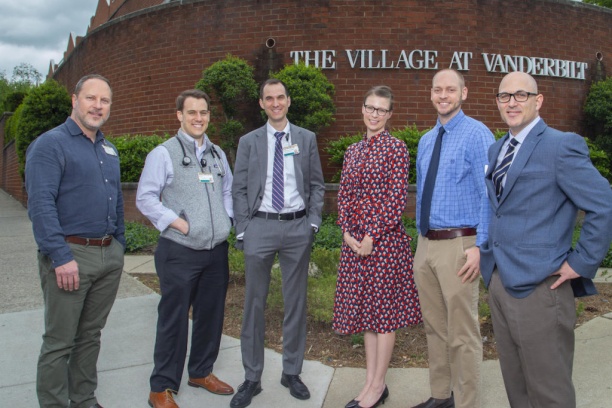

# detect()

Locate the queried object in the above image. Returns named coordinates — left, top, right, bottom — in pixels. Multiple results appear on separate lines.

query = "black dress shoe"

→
left=229, top=380, right=262, bottom=408
left=345, top=398, right=359, bottom=408
left=357, top=385, right=389, bottom=408
left=280, top=373, right=311, bottom=400
left=411, top=394, right=454, bottom=408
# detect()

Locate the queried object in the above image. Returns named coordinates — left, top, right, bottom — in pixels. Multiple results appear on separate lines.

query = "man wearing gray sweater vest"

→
left=137, top=89, right=235, bottom=408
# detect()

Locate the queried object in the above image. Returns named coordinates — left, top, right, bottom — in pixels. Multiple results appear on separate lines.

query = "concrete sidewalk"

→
left=1, top=188, right=611, bottom=407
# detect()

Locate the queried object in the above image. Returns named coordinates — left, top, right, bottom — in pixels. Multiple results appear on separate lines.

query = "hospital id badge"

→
left=284, top=144, right=299, bottom=156
left=198, top=172, right=214, bottom=183
left=102, top=145, right=117, bottom=156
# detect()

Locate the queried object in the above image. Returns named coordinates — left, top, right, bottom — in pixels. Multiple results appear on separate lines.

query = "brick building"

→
left=2, top=0, right=611, bottom=213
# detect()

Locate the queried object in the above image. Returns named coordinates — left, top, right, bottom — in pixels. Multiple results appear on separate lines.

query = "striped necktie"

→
left=272, top=131, right=285, bottom=211
left=493, top=137, right=519, bottom=200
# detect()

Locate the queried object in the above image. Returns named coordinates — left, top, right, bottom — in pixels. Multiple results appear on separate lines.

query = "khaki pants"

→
left=36, top=238, right=124, bottom=408
left=413, top=235, right=482, bottom=408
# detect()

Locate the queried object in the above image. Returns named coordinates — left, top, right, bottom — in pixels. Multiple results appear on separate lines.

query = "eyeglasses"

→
left=364, top=105, right=391, bottom=116
left=496, top=91, right=538, bottom=103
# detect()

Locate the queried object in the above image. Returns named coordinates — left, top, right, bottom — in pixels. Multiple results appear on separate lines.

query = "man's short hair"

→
left=432, top=69, right=465, bottom=89
left=176, top=89, right=211, bottom=111
left=74, top=74, right=112, bottom=97
left=259, top=78, right=290, bottom=99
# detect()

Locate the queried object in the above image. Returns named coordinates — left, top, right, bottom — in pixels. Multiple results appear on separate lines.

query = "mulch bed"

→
left=129, top=272, right=612, bottom=369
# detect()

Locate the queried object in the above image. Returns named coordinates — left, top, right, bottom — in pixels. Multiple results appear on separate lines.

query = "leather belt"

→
left=254, top=209, right=306, bottom=221
left=425, top=228, right=477, bottom=240
left=65, top=235, right=113, bottom=247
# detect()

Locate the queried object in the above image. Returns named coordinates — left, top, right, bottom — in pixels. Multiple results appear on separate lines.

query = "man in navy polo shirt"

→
left=26, top=74, right=125, bottom=408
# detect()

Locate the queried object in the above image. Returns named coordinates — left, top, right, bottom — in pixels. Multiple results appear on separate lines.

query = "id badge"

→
left=284, top=144, right=300, bottom=156
left=198, top=172, right=214, bottom=183
left=102, top=145, right=117, bottom=156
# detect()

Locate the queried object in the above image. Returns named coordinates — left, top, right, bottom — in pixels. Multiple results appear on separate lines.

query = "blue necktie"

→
left=493, top=137, right=519, bottom=200
left=272, top=131, right=285, bottom=211
left=420, top=126, right=445, bottom=236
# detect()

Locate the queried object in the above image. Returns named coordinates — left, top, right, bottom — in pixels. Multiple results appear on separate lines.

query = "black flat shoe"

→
left=229, top=380, right=262, bottom=408
left=280, top=373, right=310, bottom=400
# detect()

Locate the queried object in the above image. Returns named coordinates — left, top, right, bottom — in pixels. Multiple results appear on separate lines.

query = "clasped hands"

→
left=344, top=232, right=373, bottom=257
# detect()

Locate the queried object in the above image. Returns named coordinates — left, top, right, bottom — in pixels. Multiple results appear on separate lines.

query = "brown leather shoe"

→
left=188, top=373, right=235, bottom=395
left=148, top=389, right=179, bottom=408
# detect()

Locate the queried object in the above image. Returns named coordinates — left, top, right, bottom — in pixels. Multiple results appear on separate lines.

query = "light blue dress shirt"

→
left=416, top=110, right=495, bottom=246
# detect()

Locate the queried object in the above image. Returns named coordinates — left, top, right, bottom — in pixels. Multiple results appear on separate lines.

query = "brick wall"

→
left=51, top=0, right=612, bottom=179
left=0, top=113, right=27, bottom=207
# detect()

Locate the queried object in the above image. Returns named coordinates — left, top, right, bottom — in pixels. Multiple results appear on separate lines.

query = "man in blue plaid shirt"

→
left=412, top=69, right=494, bottom=408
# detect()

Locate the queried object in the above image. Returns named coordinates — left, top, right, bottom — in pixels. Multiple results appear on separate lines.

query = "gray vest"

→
left=159, top=133, right=230, bottom=250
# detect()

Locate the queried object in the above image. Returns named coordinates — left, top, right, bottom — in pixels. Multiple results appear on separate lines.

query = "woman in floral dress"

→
left=333, top=86, right=422, bottom=408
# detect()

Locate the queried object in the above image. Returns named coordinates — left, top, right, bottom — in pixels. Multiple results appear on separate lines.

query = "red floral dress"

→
left=333, top=130, right=422, bottom=334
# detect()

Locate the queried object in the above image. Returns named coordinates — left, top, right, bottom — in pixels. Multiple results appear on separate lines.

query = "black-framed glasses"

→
left=496, top=91, right=538, bottom=103
left=364, top=105, right=391, bottom=116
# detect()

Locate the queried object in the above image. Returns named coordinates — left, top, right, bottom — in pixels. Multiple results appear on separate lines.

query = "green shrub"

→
left=107, top=134, right=169, bottom=182
left=325, top=133, right=362, bottom=182
left=493, top=129, right=507, bottom=140
left=4, top=90, right=27, bottom=112
left=196, top=54, right=259, bottom=159
left=270, top=63, right=335, bottom=134
left=584, top=77, right=612, bottom=178
left=307, top=270, right=338, bottom=323
left=124, top=221, right=159, bottom=253
left=584, top=138, right=611, bottom=181
left=4, top=103, right=24, bottom=145
left=15, top=80, right=71, bottom=177
left=402, top=216, right=419, bottom=252
left=584, top=77, right=612, bottom=135
left=310, top=247, right=341, bottom=276
left=325, top=124, right=426, bottom=183
left=228, top=246, right=245, bottom=278
left=601, top=246, right=612, bottom=269
left=393, top=125, right=428, bottom=184
left=314, top=213, right=343, bottom=250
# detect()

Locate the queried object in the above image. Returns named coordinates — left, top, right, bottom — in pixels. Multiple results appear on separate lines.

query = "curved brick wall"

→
left=53, top=0, right=612, bottom=179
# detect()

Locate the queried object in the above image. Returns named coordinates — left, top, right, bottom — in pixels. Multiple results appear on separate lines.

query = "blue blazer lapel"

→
left=254, top=126, right=268, bottom=191
left=499, top=120, right=547, bottom=204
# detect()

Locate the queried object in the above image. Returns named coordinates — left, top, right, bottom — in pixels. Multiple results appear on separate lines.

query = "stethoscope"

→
left=176, top=135, right=226, bottom=177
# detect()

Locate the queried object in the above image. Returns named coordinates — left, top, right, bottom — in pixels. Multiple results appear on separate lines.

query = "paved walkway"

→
left=1, top=188, right=611, bottom=407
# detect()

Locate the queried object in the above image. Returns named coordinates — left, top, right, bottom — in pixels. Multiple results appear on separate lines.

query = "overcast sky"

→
left=0, top=0, right=99, bottom=80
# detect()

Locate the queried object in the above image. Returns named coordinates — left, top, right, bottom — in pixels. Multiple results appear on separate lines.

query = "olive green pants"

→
left=36, top=238, right=124, bottom=408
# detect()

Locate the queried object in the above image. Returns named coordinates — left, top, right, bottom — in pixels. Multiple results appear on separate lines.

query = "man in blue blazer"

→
left=230, top=79, right=325, bottom=408
left=481, top=71, right=612, bottom=408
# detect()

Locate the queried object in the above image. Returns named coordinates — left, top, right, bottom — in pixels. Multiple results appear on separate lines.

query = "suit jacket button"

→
left=494, top=241, right=499, bottom=247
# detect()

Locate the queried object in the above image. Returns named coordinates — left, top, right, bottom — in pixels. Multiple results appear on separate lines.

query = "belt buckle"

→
left=278, top=213, right=285, bottom=221
left=84, top=237, right=91, bottom=247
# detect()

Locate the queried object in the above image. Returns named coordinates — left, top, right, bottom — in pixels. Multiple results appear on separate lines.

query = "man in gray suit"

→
left=481, top=71, right=612, bottom=408
left=230, top=78, right=325, bottom=408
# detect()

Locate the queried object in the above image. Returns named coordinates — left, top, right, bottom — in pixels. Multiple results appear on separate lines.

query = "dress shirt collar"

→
left=436, top=109, right=466, bottom=134
left=177, top=128, right=209, bottom=149
left=508, top=116, right=540, bottom=144
left=266, top=122, right=291, bottom=143
left=66, top=116, right=104, bottom=142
